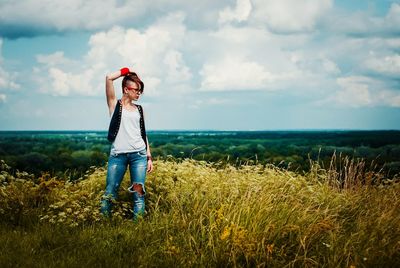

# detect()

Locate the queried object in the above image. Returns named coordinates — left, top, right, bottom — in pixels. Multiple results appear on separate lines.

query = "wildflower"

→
left=39, top=215, right=49, bottom=221
left=322, top=242, right=331, bottom=248
left=58, top=212, right=66, bottom=217
left=166, top=245, right=180, bottom=254
left=232, top=227, right=247, bottom=246
left=267, top=244, right=274, bottom=254
left=220, top=226, right=231, bottom=240
left=216, top=205, right=225, bottom=220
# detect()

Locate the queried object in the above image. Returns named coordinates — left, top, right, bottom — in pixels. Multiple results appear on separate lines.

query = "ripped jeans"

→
left=100, top=148, right=148, bottom=219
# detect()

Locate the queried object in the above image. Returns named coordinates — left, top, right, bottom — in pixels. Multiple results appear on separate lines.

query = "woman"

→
left=100, top=67, right=154, bottom=220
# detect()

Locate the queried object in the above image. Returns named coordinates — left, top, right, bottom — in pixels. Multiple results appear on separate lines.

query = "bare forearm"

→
left=105, top=70, right=124, bottom=108
left=146, top=136, right=154, bottom=172
left=146, top=137, right=151, bottom=157
left=106, top=71, right=122, bottom=95
left=106, top=71, right=122, bottom=81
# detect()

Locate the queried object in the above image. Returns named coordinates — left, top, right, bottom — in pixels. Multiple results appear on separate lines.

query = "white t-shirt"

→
left=110, top=107, right=146, bottom=154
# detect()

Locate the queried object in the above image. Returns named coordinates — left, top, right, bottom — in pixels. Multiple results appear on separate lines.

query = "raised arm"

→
left=106, top=67, right=130, bottom=116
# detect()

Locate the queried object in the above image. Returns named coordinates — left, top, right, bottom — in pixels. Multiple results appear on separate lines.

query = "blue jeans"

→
left=100, top=148, right=148, bottom=219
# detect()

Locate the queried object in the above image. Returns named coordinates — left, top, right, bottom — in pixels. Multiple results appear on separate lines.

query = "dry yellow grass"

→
left=0, top=158, right=399, bottom=267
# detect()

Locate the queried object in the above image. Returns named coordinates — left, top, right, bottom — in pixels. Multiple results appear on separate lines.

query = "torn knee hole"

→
left=132, top=183, right=144, bottom=195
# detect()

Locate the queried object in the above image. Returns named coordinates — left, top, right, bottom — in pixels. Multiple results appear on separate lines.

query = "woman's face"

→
left=124, top=81, right=142, bottom=101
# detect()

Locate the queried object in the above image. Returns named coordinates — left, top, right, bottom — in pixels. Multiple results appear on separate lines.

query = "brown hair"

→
left=121, top=72, right=144, bottom=93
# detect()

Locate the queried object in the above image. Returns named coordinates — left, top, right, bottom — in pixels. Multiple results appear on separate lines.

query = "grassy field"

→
left=0, top=158, right=399, bottom=267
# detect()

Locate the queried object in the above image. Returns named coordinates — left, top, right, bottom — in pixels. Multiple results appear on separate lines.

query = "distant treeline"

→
left=1, top=130, right=399, bottom=180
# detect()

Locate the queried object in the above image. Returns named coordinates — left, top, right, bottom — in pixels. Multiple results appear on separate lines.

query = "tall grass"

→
left=0, top=158, right=399, bottom=267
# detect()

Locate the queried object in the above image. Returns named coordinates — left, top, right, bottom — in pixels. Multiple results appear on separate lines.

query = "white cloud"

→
left=163, top=50, right=192, bottom=83
left=33, top=51, right=95, bottom=96
left=335, top=76, right=372, bottom=107
left=200, top=56, right=277, bottom=91
left=322, top=58, right=341, bottom=75
left=0, top=67, right=19, bottom=90
left=195, top=19, right=343, bottom=93
left=320, top=33, right=399, bottom=79
left=326, top=3, right=400, bottom=37
left=250, top=0, right=333, bottom=32
left=0, top=0, right=144, bottom=33
left=376, top=89, right=400, bottom=108
left=36, top=51, right=73, bottom=66
left=22, top=1, right=400, bottom=111
left=193, top=23, right=302, bottom=91
left=0, top=93, right=6, bottom=103
left=365, top=53, right=400, bottom=77
left=319, top=76, right=400, bottom=108
left=218, top=0, right=252, bottom=25
left=34, top=12, right=192, bottom=97
left=0, top=0, right=233, bottom=38
left=0, top=39, right=20, bottom=94
left=288, top=51, right=341, bottom=77
left=47, top=67, right=95, bottom=96
left=386, top=38, right=400, bottom=49
left=385, top=3, right=400, bottom=28
left=34, top=51, right=92, bottom=96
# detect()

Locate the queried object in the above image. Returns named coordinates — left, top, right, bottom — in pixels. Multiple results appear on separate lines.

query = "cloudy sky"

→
left=0, top=0, right=399, bottom=131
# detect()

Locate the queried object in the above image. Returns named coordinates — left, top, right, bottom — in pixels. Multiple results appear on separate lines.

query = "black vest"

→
left=107, top=100, right=148, bottom=148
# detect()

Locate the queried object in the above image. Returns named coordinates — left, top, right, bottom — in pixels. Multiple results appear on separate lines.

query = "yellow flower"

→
left=220, top=226, right=231, bottom=240
left=216, top=205, right=225, bottom=222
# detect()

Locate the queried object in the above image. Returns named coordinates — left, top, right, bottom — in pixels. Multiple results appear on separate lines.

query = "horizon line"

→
left=1, top=129, right=400, bottom=132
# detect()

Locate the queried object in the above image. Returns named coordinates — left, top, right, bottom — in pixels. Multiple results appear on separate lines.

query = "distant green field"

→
left=1, top=130, right=400, bottom=180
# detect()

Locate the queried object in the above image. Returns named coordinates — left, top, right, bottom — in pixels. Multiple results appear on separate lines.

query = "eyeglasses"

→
left=126, top=86, right=143, bottom=94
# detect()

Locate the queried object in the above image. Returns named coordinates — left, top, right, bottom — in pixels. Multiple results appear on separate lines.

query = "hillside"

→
left=0, top=159, right=399, bottom=267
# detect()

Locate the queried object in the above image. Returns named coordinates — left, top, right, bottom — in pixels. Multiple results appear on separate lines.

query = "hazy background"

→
left=0, top=0, right=399, bottom=131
